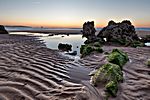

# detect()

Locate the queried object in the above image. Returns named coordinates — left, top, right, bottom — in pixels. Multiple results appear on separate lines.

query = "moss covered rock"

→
left=80, top=42, right=103, bottom=57
left=108, top=49, right=129, bottom=68
left=92, top=63, right=123, bottom=86
left=105, top=81, right=118, bottom=97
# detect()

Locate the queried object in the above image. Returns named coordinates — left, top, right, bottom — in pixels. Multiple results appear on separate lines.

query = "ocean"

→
left=5, top=26, right=150, bottom=32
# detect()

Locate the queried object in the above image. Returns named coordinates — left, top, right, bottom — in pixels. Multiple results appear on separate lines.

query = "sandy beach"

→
left=0, top=30, right=150, bottom=100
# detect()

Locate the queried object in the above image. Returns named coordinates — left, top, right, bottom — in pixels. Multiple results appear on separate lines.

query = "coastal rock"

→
left=107, top=49, right=129, bottom=68
left=82, top=21, right=97, bottom=43
left=58, top=43, right=72, bottom=52
left=0, top=25, right=8, bottom=34
left=97, top=20, right=140, bottom=46
left=91, top=63, right=122, bottom=97
left=80, top=43, right=103, bottom=57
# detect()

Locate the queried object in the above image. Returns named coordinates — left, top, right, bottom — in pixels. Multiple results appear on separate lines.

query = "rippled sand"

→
left=0, top=34, right=150, bottom=100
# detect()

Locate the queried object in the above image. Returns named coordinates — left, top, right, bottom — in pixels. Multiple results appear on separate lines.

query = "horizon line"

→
left=4, top=25, right=150, bottom=29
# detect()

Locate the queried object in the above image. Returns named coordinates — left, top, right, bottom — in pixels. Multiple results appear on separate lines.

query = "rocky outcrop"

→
left=82, top=21, right=98, bottom=44
left=97, top=20, right=140, bottom=46
left=0, top=25, right=8, bottom=34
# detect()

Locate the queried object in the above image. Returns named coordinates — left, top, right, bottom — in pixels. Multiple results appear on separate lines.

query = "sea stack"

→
left=82, top=21, right=97, bottom=43
left=0, top=25, right=8, bottom=34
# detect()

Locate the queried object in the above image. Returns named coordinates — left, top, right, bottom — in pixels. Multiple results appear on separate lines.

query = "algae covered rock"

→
left=108, top=49, right=129, bottom=68
left=105, top=81, right=118, bottom=97
left=80, top=42, right=103, bottom=57
left=92, top=63, right=123, bottom=86
left=91, top=49, right=129, bottom=98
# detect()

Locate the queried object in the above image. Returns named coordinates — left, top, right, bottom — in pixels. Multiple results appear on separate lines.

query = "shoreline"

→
left=8, top=29, right=82, bottom=34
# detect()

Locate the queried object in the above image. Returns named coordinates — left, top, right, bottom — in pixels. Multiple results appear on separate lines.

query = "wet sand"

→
left=8, top=29, right=81, bottom=34
left=0, top=30, right=150, bottom=100
left=0, top=34, right=91, bottom=100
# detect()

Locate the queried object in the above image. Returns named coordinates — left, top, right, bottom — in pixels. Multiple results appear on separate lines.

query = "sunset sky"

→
left=0, top=0, right=150, bottom=28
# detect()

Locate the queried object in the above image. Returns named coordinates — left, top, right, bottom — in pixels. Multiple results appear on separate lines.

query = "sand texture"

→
left=0, top=32, right=150, bottom=100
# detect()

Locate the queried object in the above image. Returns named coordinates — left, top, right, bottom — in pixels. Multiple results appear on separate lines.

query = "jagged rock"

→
left=97, top=20, right=140, bottom=46
left=0, top=25, right=8, bottom=34
left=58, top=43, right=72, bottom=52
left=82, top=21, right=98, bottom=44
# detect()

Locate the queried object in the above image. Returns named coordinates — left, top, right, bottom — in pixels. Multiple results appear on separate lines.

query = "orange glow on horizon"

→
left=1, top=20, right=150, bottom=28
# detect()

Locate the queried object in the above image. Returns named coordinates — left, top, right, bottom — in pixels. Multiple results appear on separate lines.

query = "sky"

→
left=0, top=0, right=150, bottom=28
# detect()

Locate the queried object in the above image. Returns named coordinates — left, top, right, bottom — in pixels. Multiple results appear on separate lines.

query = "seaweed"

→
left=91, top=49, right=129, bottom=98
left=108, top=49, right=129, bottom=68
left=105, top=81, right=118, bottom=97
left=92, top=63, right=123, bottom=86
left=80, top=42, right=103, bottom=57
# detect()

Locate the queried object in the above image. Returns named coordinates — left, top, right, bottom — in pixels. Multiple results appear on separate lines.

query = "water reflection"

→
left=40, top=34, right=86, bottom=56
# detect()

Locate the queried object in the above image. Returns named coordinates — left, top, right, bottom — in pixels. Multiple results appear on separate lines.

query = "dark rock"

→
left=97, top=20, right=140, bottom=46
left=58, top=43, right=72, bottom=52
left=82, top=21, right=97, bottom=43
left=0, top=25, right=8, bottom=34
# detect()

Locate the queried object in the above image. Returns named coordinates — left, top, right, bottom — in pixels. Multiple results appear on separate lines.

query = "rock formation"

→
left=0, top=25, right=8, bottom=34
left=97, top=20, right=140, bottom=46
left=82, top=21, right=97, bottom=44
left=58, top=43, right=72, bottom=52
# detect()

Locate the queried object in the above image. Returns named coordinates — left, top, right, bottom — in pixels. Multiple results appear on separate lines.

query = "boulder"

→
left=80, top=42, right=103, bottom=57
left=58, top=43, right=72, bottom=52
left=107, top=49, right=129, bottom=68
left=91, top=63, right=123, bottom=86
left=0, top=25, right=8, bottom=34
left=97, top=20, right=140, bottom=46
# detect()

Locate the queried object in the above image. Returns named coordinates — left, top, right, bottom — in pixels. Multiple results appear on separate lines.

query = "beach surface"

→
left=0, top=30, right=150, bottom=100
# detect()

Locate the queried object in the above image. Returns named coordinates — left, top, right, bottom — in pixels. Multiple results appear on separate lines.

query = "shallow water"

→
left=39, top=34, right=86, bottom=56
left=9, top=32, right=86, bottom=56
left=145, top=42, right=150, bottom=46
